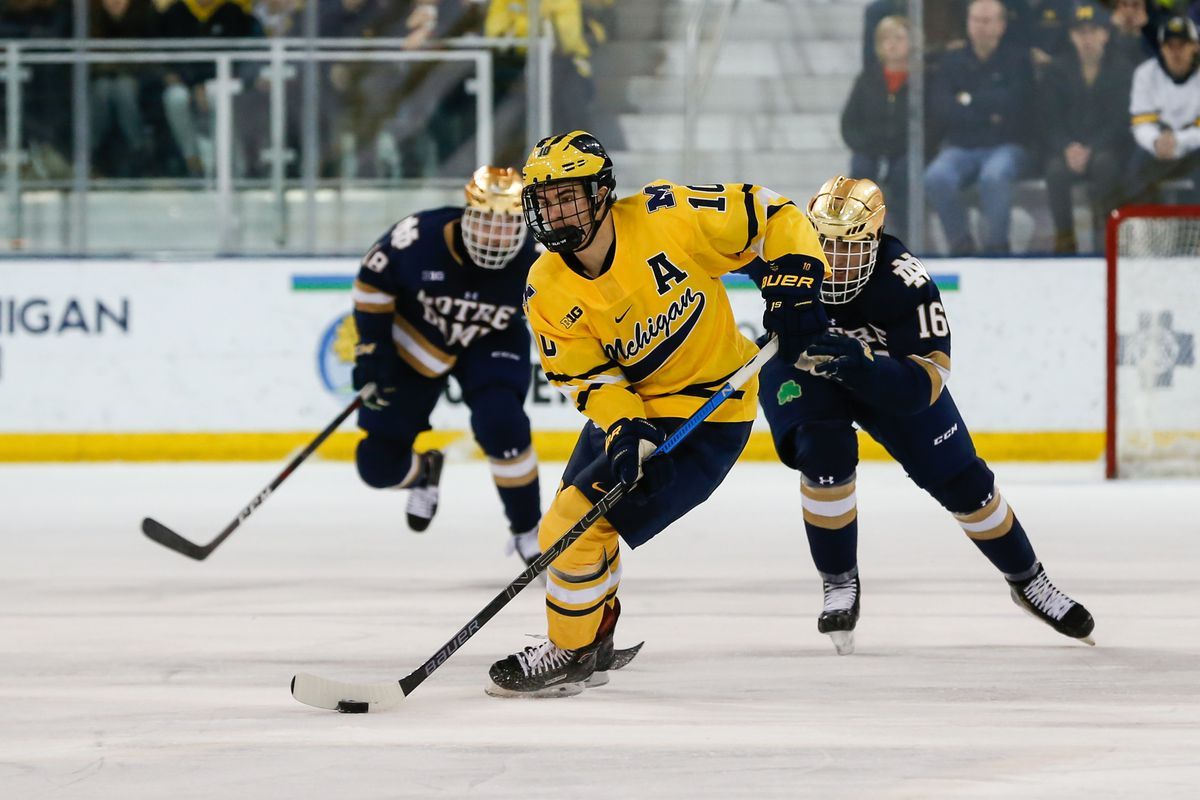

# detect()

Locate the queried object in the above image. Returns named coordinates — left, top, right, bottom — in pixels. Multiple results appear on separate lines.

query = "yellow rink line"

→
left=0, top=431, right=1105, bottom=463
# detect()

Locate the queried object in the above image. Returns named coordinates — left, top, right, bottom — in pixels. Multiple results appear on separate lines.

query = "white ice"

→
left=1, top=460, right=1198, bottom=799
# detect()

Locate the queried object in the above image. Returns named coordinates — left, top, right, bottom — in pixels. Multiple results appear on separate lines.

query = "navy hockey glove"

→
left=758, top=254, right=829, bottom=364
left=803, top=332, right=875, bottom=384
left=352, top=341, right=401, bottom=411
left=605, top=418, right=675, bottom=499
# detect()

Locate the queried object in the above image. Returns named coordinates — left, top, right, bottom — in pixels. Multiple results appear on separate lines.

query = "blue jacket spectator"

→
left=924, top=0, right=1033, bottom=254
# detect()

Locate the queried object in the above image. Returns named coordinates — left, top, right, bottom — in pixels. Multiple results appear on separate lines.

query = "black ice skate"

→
left=487, top=600, right=624, bottom=697
left=1007, top=564, right=1095, bottom=645
left=485, top=637, right=602, bottom=698
left=405, top=450, right=444, bottom=532
left=817, top=575, right=860, bottom=655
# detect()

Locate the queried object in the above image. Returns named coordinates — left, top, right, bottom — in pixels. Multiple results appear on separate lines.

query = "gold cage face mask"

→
left=807, top=176, right=887, bottom=304
left=461, top=166, right=528, bottom=270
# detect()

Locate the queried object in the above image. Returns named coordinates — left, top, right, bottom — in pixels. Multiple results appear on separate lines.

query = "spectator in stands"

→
left=1108, top=0, right=1155, bottom=61
left=253, top=0, right=300, bottom=37
left=90, top=0, right=161, bottom=178
left=842, top=15, right=912, bottom=240
left=1040, top=2, right=1133, bottom=253
left=232, top=0, right=303, bottom=179
left=866, top=0, right=1004, bottom=64
left=1024, top=0, right=1077, bottom=65
left=0, top=0, right=73, bottom=180
left=485, top=0, right=596, bottom=132
left=1126, top=15, right=1200, bottom=203
left=159, top=0, right=264, bottom=178
left=318, top=0, right=417, bottom=179
left=924, top=0, right=1033, bottom=254
left=864, top=1, right=1070, bottom=68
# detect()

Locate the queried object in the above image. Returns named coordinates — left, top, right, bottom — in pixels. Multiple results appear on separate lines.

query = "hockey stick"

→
left=141, top=384, right=374, bottom=561
left=291, top=337, right=780, bottom=713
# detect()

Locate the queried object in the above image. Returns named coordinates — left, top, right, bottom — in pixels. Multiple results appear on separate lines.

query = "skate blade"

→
left=584, top=670, right=609, bottom=688
left=484, top=679, right=585, bottom=699
left=1010, top=592, right=1096, bottom=646
left=608, top=641, right=645, bottom=671
left=827, top=630, right=855, bottom=655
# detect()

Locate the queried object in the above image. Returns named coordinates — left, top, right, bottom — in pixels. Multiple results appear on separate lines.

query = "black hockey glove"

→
left=352, top=341, right=401, bottom=411
left=757, top=254, right=829, bottom=364
left=605, top=417, right=675, bottom=499
left=803, top=332, right=875, bottom=385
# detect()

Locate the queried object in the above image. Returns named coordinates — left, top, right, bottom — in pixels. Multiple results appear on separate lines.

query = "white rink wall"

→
left=0, top=257, right=1107, bottom=459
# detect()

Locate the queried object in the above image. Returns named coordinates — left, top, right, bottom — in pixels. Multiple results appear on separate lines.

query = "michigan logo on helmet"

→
left=461, top=165, right=528, bottom=270
left=807, top=176, right=887, bottom=305
left=521, top=131, right=617, bottom=253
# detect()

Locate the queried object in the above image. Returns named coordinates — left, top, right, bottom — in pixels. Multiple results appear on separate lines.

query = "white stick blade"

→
left=291, top=673, right=405, bottom=712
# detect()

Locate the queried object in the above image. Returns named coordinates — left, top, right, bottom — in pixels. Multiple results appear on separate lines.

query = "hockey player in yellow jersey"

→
left=485, top=130, right=830, bottom=698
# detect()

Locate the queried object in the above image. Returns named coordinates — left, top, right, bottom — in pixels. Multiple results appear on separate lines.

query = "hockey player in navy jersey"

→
left=350, top=166, right=543, bottom=565
left=744, top=176, right=1095, bottom=654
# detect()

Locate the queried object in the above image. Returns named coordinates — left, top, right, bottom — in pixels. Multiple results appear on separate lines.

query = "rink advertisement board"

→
left=0, top=257, right=1106, bottom=461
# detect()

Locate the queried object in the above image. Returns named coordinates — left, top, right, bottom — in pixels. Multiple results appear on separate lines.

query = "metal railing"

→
left=0, top=34, right=554, bottom=254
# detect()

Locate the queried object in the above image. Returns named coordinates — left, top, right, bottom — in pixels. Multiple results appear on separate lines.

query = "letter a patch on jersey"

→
left=648, top=252, right=687, bottom=295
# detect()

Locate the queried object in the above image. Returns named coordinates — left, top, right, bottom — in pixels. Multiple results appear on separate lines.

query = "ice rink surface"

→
left=1, top=459, right=1198, bottom=799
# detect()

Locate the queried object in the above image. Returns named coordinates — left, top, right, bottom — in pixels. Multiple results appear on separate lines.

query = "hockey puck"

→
left=336, top=700, right=370, bottom=714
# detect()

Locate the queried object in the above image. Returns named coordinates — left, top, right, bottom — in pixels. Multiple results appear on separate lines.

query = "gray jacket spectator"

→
left=924, top=0, right=1033, bottom=254
left=1039, top=2, right=1134, bottom=252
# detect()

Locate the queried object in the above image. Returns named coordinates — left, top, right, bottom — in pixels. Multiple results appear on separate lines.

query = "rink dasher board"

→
left=0, top=257, right=1113, bottom=460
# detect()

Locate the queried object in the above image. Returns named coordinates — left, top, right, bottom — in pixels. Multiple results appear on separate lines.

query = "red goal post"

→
left=1106, top=204, right=1200, bottom=478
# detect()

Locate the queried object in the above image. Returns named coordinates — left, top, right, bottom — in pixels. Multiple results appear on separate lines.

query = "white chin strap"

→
left=461, top=208, right=528, bottom=270
left=819, top=237, right=880, bottom=305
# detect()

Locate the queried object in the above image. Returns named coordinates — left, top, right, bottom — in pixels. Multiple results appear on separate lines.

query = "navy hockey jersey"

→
left=742, top=233, right=952, bottom=406
left=352, top=206, right=539, bottom=377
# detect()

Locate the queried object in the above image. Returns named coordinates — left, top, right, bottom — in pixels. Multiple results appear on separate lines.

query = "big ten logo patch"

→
left=560, top=305, right=584, bottom=329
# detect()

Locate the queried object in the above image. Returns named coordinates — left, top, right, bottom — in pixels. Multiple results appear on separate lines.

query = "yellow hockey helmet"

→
left=521, top=130, right=616, bottom=253
left=461, top=165, right=528, bottom=270
left=807, top=176, right=887, bottom=304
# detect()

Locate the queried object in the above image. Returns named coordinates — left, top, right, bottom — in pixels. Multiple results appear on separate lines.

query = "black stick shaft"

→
left=392, top=338, right=780, bottom=697
left=143, top=386, right=369, bottom=559
left=398, top=484, right=626, bottom=695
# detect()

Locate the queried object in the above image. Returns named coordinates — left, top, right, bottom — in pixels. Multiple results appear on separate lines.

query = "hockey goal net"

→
left=1107, top=205, right=1200, bottom=478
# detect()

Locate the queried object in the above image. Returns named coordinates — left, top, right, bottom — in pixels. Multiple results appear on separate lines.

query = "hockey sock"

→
left=952, top=488, right=1037, bottom=576
left=540, top=485, right=621, bottom=649
left=487, top=446, right=541, bottom=533
left=800, top=473, right=859, bottom=579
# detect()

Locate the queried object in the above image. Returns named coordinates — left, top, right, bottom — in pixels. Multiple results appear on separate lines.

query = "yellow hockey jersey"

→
left=523, top=181, right=829, bottom=432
